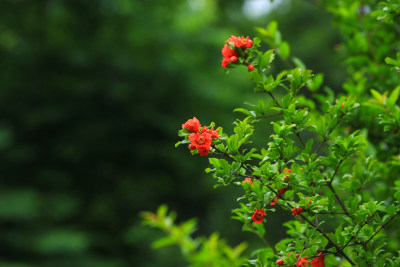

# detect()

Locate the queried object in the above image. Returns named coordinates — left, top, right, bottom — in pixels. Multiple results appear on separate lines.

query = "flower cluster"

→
left=228, top=35, right=253, bottom=48
left=276, top=253, right=324, bottom=266
left=221, top=35, right=254, bottom=70
left=221, top=44, right=239, bottom=68
left=292, top=207, right=304, bottom=216
left=182, top=117, right=220, bottom=156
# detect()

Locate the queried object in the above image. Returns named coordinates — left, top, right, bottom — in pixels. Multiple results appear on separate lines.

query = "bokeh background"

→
left=0, top=0, right=346, bottom=266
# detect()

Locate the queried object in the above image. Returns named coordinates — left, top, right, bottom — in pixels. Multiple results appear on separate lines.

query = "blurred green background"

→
left=0, top=0, right=345, bottom=266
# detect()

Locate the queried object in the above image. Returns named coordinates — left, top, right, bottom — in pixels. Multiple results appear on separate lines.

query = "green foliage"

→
left=142, top=205, right=248, bottom=267
left=142, top=1, right=400, bottom=266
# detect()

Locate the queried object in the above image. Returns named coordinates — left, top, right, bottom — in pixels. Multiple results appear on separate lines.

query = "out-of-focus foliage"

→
left=0, top=0, right=345, bottom=266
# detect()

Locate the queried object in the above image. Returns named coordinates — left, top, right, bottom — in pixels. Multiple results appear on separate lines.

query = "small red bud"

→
left=230, top=56, right=238, bottom=62
left=188, top=143, right=196, bottom=150
left=248, top=64, right=254, bottom=71
left=242, top=178, right=253, bottom=184
left=393, top=129, right=399, bottom=134
left=341, top=102, right=344, bottom=108
left=276, top=259, right=284, bottom=266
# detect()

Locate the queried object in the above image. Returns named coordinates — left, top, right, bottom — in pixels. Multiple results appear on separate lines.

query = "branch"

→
left=254, top=112, right=281, bottom=120
left=314, top=113, right=346, bottom=154
left=250, top=224, right=272, bottom=248
left=324, top=176, right=350, bottom=217
left=213, top=143, right=355, bottom=264
left=266, top=91, right=306, bottom=148
left=341, top=213, right=375, bottom=251
left=365, top=210, right=400, bottom=245
left=263, top=183, right=355, bottom=265
left=267, top=91, right=281, bottom=108
left=330, top=158, right=343, bottom=184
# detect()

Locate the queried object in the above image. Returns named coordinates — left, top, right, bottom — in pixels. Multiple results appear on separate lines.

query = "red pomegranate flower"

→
left=279, top=188, right=287, bottom=195
left=297, top=257, right=310, bottom=267
left=221, top=44, right=239, bottom=68
left=188, top=132, right=212, bottom=156
left=222, top=44, right=238, bottom=57
left=227, top=35, right=253, bottom=48
left=201, top=126, right=220, bottom=139
left=251, top=209, right=266, bottom=224
left=311, top=253, right=325, bottom=267
left=283, top=169, right=291, bottom=174
left=276, top=259, right=284, bottom=266
left=292, top=207, right=304, bottom=216
left=182, top=117, right=201, bottom=133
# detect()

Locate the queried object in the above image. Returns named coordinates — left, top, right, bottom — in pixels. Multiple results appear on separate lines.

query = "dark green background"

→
left=0, top=0, right=344, bottom=266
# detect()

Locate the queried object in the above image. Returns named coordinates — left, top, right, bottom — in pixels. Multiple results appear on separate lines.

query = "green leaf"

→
left=371, top=89, right=383, bottom=103
left=152, top=236, right=175, bottom=249
left=309, top=73, right=324, bottom=91
left=279, top=41, right=290, bottom=59
left=385, top=57, right=398, bottom=66
left=260, top=49, right=275, bottom=69
left=305, top=138, right=313, bottom=154
left=388, top=86, right=400, bottom=105
left=234, top=108, right=252, bottom=117
left=292, top=57, right=306, bottom=70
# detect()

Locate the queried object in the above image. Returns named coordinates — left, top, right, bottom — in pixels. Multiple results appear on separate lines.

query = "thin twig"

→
left=267, top=91, right=282, bottom=108
left=250, top=224, right=272, bottom=248
left=254, top=113, right=281, bottom=120
left=330, top=158, right=343, bottom=184
left=314, top=113, right=346, bottom=154
left=365, top=210, right=400, bottom=245
left=324, top=176, right=350, bottom=217
left=341, top=213, right=375, bottom=251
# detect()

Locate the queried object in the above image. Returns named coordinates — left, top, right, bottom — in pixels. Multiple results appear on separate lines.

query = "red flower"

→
left=222, top=57, right=231, bottom=68
left=297, top=257, right=310, bottom=267
left=222, top=44, right=238, bottom=57
left=188, top=132, right=212, bottom=156
left=248, top=64, right=255, bottom=71
left=228, top=35, right=253, bottom=48
left=311, top=253, right=325, bottom=267
left=221, top=44, right=239, bottom=68
left=201, top=126, right=220, bottom=139
left=276, top=259, right=284, bottom=266
left=341, top=102, right=344, bottom=108
left=182, top=117, right=201, bottom=133
left=242, top=178, right=253, bottom=184
left=306, top=197, right=312, bottom=206
left=188, top=143, right=196, bottom=150
left=251, top=209, right=266, bottom=224
left=292, top=207, right=304, bottom=216
left=279, top=188, right=287, bottom=195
